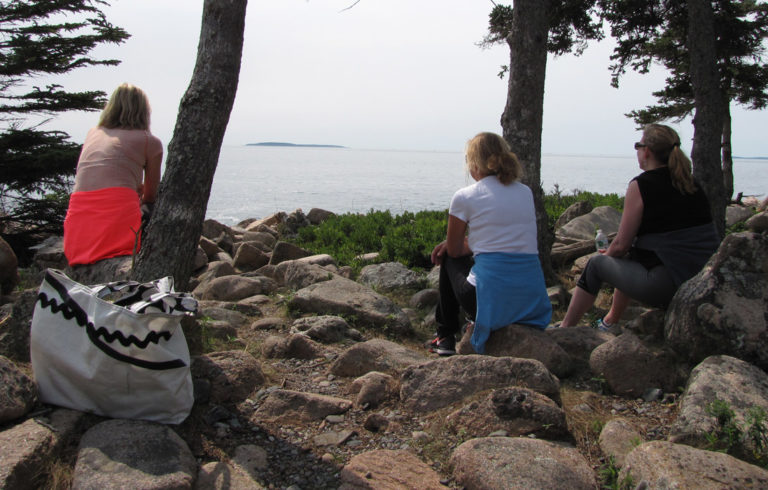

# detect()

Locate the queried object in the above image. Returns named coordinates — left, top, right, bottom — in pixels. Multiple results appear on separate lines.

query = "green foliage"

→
left=0, top=0, right=130, bottom=119
left=599, top=0, right=768, bottom=123
left=289, top=189, right=624, bottom=272
left=291, top=209, right=447, bottom=272
left=704, top=398, right=768, bottom=466
left=479, top=2, right=604, bottom=56
left=598, top=456, right=634, bottom=490
left=0, top=128, right=80, bottom=262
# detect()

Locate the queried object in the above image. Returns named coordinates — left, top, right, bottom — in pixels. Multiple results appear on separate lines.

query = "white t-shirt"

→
left=449, top=176, right=539, bottom=257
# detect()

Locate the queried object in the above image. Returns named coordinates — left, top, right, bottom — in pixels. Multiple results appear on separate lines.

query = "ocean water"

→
left=206, top=145, right=767, bottom=225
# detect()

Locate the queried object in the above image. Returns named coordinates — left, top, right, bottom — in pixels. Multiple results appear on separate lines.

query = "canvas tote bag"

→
left=30, top=268, right=197, bottom=424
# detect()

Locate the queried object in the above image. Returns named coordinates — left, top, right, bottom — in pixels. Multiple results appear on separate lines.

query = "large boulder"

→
left=65, top=255, right=133, bottom=285
left=269, top=241, right=311, bottom=265
left=72, top=419, right=197, bottom=489
left=746, top=211, right=768, bottom=233
left=666, top=232, right=768, bottom=370
left=457, top=324, right=573, bottom=378
left=0, top=289, right=38, bottom=362
left=232, top=242, right=270, bottom=272
left=339, top=450, right=444, bottom=490
left=191, top=350, right=266, bottom=404
left=0, top=409, right=84, bottom=489
left=450, top=437, right=595, bottom=490
left=0, top=356, right=36, bottom=423
left=30, top=236, right=68, bottom=271
left=547, top=326, right=613, bottom=376
left=358, top=262, right=425, bottom=292
left=725, top=204, right=754, bottom=227
left=289, top=277, right=411, bottom=336
left=330, top=339, right=427, bottom=377
left=554, top=200, right=593, bottom=230
left=193, top=275, right=276, bottom=301
left=339, top=449, right=445, bottom=490
left=555, top=206, right=622, bottom=243
left=251, top=389, right=352, bottom=424
left=307, top=208, right=336, bottom=225
left=278, top=261, right=335, bottom=289
left=445, top=387, right=569, bottom=440
left=589, top=332, right=686, bottom=398
left=400, top=355, right=560, bottom=413
left=669, top=355, right=768, bottom=461
left=619, top=441, right=768, bottom=488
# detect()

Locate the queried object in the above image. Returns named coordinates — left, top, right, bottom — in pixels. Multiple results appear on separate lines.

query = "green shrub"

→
left=289, top=190, right=624, bottom=270
left=291, top=209, right=446, bottom=271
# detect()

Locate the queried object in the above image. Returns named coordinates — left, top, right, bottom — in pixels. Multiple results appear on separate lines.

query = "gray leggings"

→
left=576, top=254, right=677, bottom=308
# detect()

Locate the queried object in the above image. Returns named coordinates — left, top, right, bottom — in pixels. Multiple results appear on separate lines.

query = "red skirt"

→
left=63, top=187, right=142, bottom=266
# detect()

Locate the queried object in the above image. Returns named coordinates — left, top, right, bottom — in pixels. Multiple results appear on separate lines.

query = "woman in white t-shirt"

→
left=428, top=132, right=551, bottom=355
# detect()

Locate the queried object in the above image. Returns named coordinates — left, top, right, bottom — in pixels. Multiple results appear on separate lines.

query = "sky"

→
left=26, top=0, right=768, bottom=157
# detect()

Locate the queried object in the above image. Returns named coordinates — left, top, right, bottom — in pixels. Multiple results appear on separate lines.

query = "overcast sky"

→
left=31, top=0, right=768, bottom=157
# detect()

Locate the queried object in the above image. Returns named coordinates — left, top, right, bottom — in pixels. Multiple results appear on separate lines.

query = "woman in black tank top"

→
left=557, top=124, right=719, bottom=329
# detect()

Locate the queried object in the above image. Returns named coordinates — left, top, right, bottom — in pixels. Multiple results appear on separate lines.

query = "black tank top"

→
left=632, top=167, right=712, bottom=236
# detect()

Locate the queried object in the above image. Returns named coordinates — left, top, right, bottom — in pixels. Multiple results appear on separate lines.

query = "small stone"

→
left=411, top=431, right=429, bottom=441
left=642, top=388, right=663, bottom=402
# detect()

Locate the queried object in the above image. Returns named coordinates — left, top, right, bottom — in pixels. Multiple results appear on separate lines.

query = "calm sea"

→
left=206, top=145, right=768, bottom=225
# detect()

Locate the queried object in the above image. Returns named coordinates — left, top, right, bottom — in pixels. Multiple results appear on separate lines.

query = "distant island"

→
left=247, top=142, right=346, bottom=148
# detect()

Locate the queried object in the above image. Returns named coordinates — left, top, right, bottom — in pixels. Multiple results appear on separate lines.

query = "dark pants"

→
left=435, top=255, right=477, bottom=338
left=576, top=253, right=677, bottom=308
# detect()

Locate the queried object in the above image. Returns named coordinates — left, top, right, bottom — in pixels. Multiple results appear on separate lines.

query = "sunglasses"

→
left=634, top=142, right=647, bottom=150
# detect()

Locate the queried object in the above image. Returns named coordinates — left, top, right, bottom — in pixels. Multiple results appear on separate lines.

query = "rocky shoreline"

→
left=1, top=200, right=767, bottom=489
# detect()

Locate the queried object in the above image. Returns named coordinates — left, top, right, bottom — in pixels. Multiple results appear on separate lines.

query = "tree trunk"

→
left=132, top=0, right=248, bottom=288
left=687, top=0, right=726, bottom=238
left=721, top=106, right=733, bottom=202
left=500, top=0, right=556, bottom=284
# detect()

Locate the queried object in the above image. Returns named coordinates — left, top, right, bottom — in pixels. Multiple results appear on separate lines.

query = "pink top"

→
left=73, top=127, right=163, bottom=193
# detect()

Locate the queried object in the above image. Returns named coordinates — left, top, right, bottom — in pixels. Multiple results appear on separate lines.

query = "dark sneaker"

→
left=435, top=336, right=456, bottom=356
left=426, top=336, right=440, bottom=351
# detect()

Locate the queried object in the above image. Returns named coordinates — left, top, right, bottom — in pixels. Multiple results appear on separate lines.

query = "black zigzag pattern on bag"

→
left=37, top=271, right=186, bottom=370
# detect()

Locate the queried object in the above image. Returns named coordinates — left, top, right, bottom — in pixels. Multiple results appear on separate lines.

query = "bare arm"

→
left=141, top=145, right=162, bottom=204
left=431, top=214, right=471, bottom=265
left=445, top=214, right=471, bottom=258
left=606, top=180, right=643, bottom=257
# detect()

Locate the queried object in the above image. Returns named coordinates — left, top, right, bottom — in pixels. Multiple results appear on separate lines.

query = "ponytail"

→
left=668, top=145, right=697, bottom=194
left=643, top=124, right=697, bottom=194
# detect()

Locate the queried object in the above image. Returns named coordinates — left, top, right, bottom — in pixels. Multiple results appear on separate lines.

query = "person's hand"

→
left=431, top=241, right=448, bottom=266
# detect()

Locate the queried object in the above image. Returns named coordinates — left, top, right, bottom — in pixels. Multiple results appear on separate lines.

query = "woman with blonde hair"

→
left=63, top=83, right=162, bottom=266
left=559, top=123, right=719, bottom=329
left=428, top=132, right=551, bottom=355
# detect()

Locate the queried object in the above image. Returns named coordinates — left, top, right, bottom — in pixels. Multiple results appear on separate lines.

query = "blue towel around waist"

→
left=471, top=252, right=552, bottom=354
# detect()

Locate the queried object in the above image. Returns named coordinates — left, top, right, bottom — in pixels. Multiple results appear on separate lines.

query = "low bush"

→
left=289, top=190, right=624, bottom=270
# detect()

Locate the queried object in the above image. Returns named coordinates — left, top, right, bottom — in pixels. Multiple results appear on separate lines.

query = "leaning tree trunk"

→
left=721, top=105, right=733, bottom=202
left=501, top=0, right=556, bottom=284
left=687, top=0, right=726, bottom=238
left=132, top=0, right=248, bottom=288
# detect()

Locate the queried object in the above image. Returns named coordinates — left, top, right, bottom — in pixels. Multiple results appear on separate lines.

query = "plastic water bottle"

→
left=595, top=229, right=608, bottom=251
